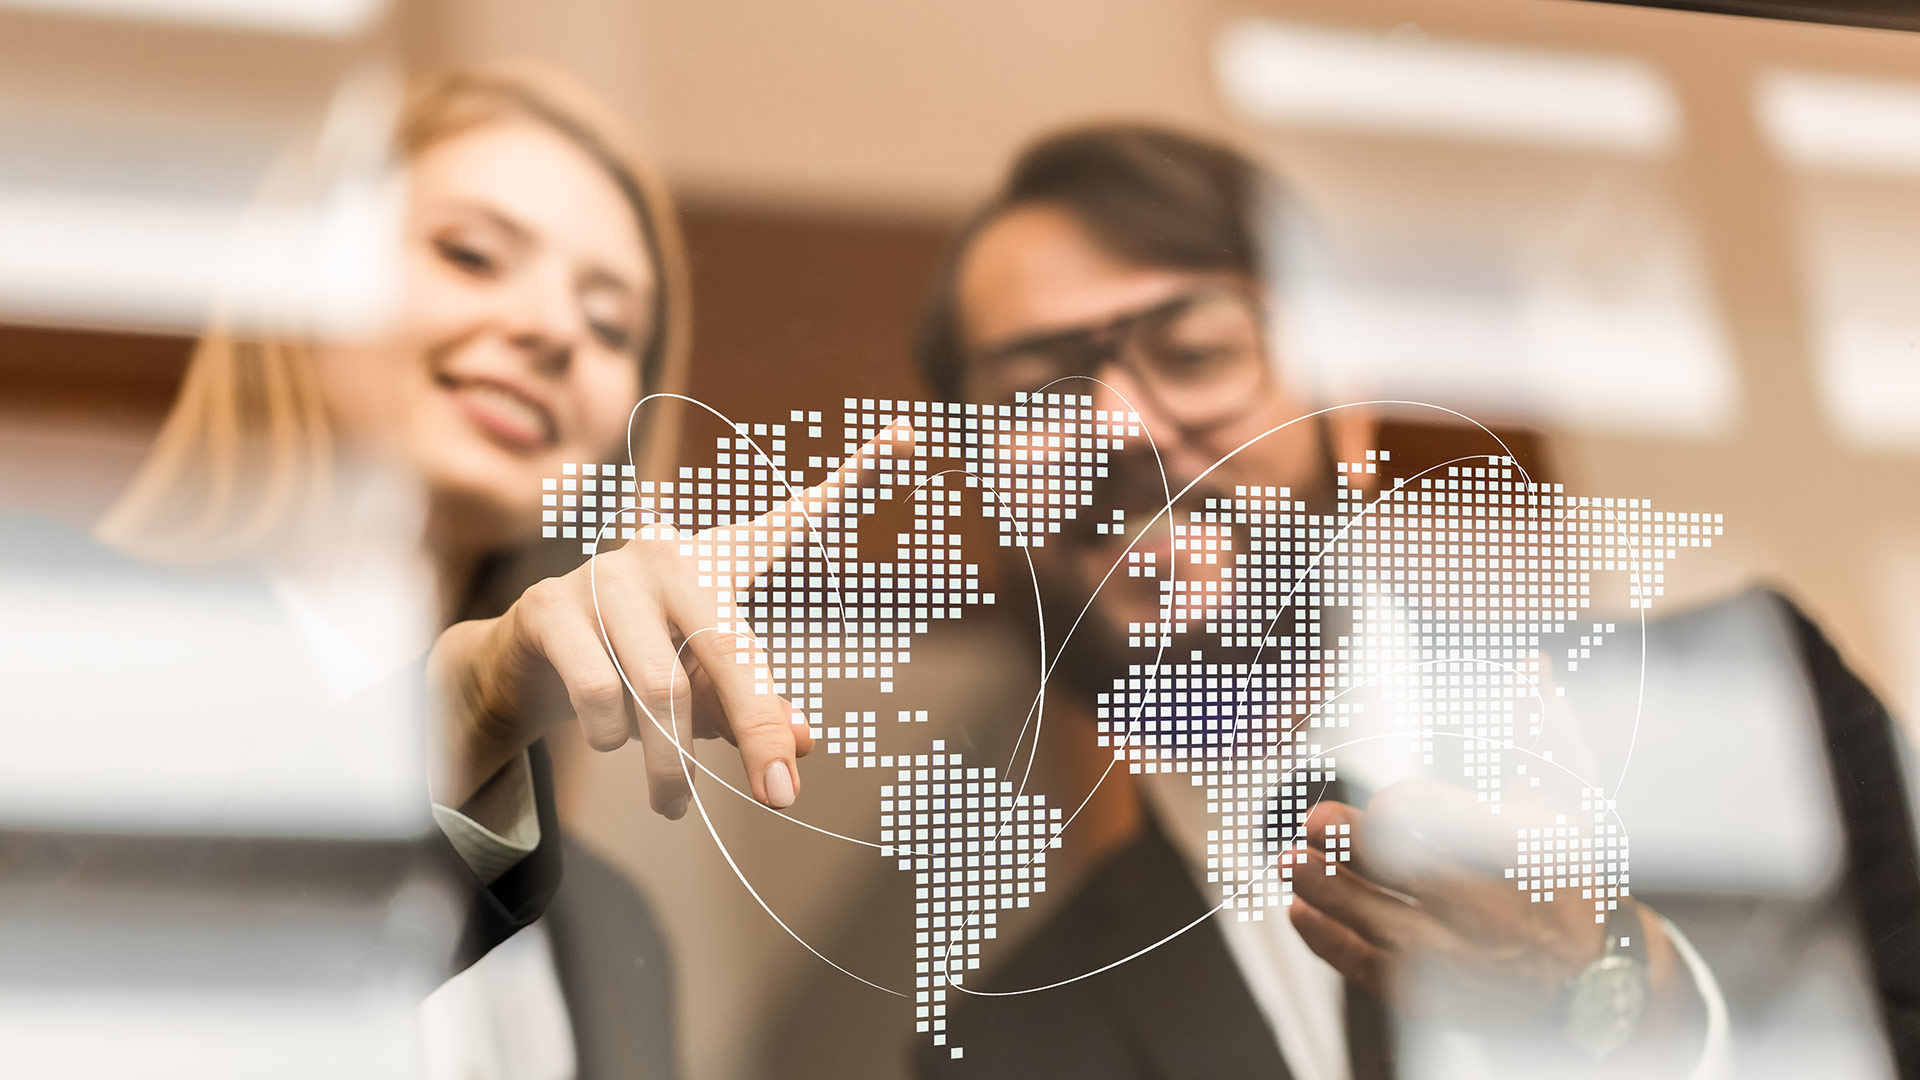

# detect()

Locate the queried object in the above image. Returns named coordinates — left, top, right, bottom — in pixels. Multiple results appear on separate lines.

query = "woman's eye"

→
left=581, top=285, right=639, bottom=354
left=589, top=319, right=634, bottom=353
left=434, top=236, right=498, bottom=276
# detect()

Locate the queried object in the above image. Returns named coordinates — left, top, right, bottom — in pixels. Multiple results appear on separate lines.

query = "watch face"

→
left=1565, top=956, right=1651, bottom=1058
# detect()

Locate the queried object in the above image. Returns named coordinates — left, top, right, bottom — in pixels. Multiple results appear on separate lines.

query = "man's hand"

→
left=427, top=420, right=912, bottom=818
left=1288, top=781, right=1691, bottom=1035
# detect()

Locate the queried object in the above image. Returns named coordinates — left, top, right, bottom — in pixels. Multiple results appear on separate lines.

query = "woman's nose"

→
left=505, top=269, right=583, bottom=375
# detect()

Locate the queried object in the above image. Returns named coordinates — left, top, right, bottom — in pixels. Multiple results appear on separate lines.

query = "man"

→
left=911, top=125, right=1920, bottom=1078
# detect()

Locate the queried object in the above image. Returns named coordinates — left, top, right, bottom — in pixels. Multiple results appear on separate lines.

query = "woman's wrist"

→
left=427, top=611, right=536, bottom=810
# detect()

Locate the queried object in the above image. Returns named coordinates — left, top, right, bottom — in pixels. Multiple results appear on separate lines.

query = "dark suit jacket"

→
left=916, top=592, right=1920, bottom=1079
left=440, top=739, right=566, bottom=973
left=917, top=810, right=1291, bottom=1080
left=549, top=834, right=680, bottom=1080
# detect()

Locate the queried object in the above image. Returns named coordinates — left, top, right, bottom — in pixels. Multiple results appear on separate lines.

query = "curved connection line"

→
left=1614, top=604, right=1651, bottom=796
left=620, top=394, right=864, bottom=652
left=675, top=626, right=910, bottom=997
left=995, top=379, right=1180, bottom=800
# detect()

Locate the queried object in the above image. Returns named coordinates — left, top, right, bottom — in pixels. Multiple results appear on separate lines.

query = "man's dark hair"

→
left=916, top=123, right=1267, bottom=399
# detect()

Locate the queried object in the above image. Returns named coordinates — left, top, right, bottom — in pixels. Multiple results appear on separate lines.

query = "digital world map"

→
left=543, top=393, right=1721, bottom=1062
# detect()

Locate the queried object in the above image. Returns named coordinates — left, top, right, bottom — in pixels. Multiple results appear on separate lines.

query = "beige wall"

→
left=397, top=0, right=1231, bottom=218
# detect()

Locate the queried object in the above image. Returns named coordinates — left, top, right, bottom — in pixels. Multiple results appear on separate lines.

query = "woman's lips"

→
left=439, top=375, right=557, bottom=452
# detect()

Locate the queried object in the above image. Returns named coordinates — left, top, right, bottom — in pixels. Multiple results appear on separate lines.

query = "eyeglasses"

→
left=963, top=288, right=1272, bottom=433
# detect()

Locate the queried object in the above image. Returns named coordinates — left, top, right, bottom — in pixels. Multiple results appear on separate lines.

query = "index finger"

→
left=665, top=581, right=804, bottom=810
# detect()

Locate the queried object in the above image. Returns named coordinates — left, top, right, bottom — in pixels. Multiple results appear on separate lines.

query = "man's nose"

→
left=1089, top=359, right=1174, bottom=439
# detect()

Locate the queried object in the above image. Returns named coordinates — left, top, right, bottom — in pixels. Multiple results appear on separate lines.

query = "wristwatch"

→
left=1560, top=901, right=1650, bottom=1058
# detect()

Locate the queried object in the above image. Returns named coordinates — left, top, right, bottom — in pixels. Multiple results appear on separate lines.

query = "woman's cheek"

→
left=311, top=341, right=416, bottom=454
left=579, top=359, right=643, bottom=456
left=402, top=273, right=483, bottom=358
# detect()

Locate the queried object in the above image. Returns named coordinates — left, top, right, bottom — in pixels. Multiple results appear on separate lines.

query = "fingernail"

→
left=664, top=795, right=689, bottom=820
left=764, top=760, right=796, bottom=808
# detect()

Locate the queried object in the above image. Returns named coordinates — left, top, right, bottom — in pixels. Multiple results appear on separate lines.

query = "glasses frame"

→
left=963, top=286, right=1275, bottom=435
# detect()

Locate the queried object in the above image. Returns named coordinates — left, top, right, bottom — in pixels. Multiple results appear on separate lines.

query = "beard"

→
left=1021, top=433, right=1332, bottom=701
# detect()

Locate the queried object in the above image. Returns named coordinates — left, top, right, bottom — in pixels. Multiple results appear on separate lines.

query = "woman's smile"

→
left=436, top=370, right=558, bottom=453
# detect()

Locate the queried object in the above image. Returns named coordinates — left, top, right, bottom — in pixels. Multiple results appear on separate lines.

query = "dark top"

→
left=550, top=834, right=681, bottom=1080
left=441, top=738, right=566, bottom=973
left=916, top=810, right=1290, bottom=1080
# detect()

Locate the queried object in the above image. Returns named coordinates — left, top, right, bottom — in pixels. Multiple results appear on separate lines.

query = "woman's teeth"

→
left=461, top=382, right=548, bottom=441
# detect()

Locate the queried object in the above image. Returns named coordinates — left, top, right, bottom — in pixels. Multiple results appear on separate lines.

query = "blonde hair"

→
left=98, top=63, right=690, bottom=564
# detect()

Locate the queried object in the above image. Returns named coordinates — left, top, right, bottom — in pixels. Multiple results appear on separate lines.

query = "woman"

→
left=98, top=62, right=815, bottom=1078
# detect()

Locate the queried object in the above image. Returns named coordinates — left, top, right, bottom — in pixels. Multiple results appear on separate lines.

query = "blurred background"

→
left=5, top=0, right=1919, bottom=1076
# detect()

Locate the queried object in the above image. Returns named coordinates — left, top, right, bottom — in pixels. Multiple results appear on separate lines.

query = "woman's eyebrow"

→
left=432, top=199, right=533, bottom=246
left=578, top=263, right=638, bottom=303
